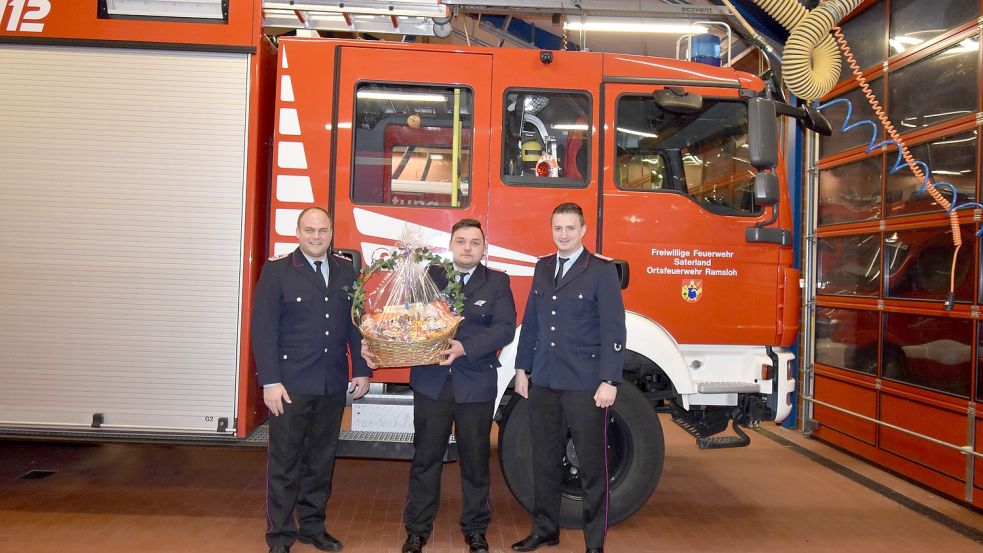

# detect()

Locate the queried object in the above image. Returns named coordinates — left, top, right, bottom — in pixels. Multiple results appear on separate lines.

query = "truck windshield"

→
left=615, top=96, right=760, bottom=216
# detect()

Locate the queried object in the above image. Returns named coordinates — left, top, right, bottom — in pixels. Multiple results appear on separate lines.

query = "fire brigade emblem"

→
left=682, top=279, right=703, bottom=303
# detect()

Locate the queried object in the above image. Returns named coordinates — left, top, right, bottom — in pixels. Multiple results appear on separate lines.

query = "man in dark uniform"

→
left=362, top=219, right=516, bottom=553
left=511, top=203, right=626, bottom=553
left=252, top=207, right=371, bottom=553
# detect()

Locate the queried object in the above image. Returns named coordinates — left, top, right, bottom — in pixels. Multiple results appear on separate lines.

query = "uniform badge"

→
left=474, top=300, right=486, bottom=306
left=681, top=279, right=703, bottom=303
left=613, top=342, right=622, bottom=352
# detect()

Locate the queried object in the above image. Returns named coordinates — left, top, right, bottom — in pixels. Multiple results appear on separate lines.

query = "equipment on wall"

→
left=729, top=0, right=973, bottom=309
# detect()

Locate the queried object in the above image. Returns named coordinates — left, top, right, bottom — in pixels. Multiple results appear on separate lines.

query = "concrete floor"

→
left=1, top=414, right=980, bottom=553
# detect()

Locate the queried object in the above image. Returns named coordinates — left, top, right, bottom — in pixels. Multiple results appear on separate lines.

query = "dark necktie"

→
left=314, top=260, right=326, bottom=288
left=554, top=257, right=569, bottom=287
left=457, top=272, right=466, bottom=287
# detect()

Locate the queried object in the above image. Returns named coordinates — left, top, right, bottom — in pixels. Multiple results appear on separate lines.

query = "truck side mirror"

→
left=753, top=172, right=780, bottom=207
left=653, top=87, right=703, bottom=113
left=748, top=97, right=778, bottom=170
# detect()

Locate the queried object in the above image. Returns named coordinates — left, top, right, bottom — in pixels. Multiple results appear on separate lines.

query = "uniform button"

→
left=282, top=355, right=288, bottom=360
left=578, top=293, right=583, bottom=299
left=550, top=326, right=555, bottom=331
left=550, top=342, right=555, bottom=347
left=324, top=331, right=330, bottom=336
left=296, top=297, right=302, bottom=302
left=551, top=310, right=556, bottom=315
left=552, top=295, right=557, bottom=300
left=325, top=314, right=330, bottom=318
left=324, top=296, right=329, bottom=301
left=324, top=348, right=328, bottom=353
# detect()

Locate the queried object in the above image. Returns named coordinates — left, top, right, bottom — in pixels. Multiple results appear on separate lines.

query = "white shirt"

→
left=453, top=263, right=476, bottom=286
left=555, top=246, right=584, bottom=280
left=302, top=251, right=329, bottom=287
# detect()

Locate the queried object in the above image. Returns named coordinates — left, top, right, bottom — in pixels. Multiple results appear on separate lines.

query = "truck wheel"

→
left=498, top=383, right=664, bottom=528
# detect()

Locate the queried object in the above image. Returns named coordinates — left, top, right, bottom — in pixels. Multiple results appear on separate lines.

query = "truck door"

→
left=600, top=83, right=791, bottom=346
left=331, top=46, right=492, bottom=380
left=486, top=51, right=603, bottom=307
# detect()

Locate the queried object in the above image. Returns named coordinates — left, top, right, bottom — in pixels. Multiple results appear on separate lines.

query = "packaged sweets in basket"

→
left=351, top=242, right=464, bottom=368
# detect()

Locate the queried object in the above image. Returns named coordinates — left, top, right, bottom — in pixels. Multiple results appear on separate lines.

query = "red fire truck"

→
left=0, top=2, right=819, bottom=526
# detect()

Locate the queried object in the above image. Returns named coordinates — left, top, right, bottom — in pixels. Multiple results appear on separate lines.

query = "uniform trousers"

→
left=404, top=380, right=494, bottom=537
left=529, top=383, right=609, bottom=549
left=266, top=390, right=346, bottom=547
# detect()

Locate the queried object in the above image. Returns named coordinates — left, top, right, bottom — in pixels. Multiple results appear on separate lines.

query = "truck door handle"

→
left=332, top=247, right=362, bottom=270
left=745, top=226, right=792, bottom=246
left=611, top=259, right=630, bottom=289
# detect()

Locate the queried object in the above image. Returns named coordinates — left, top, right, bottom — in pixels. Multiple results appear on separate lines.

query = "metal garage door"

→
left=0, top=44, right=249, bottom=435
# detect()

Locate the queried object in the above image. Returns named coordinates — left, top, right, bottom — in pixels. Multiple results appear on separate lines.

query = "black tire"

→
left=498, top=383, right=664, bottom=528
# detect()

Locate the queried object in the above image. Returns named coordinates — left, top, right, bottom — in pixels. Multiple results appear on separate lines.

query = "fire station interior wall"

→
left=808, top=0, right=982, bottom=508
left=0, top=44, right=250, bottom=434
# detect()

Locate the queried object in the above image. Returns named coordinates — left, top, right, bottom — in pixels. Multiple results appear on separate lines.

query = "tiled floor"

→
left=1, top=415, right=980, bottom=553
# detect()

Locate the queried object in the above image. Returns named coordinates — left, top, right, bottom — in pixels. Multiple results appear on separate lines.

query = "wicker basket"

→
left=363, top=317, right=463, bottom=367
left=351, top=246, right=466, bottom=367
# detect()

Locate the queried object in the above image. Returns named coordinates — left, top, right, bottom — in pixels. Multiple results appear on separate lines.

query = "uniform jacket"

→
left=410, top=264, right=517, bottom=403
left=515, top=250, right=626, bottom=391
left=251, top=248, right=370, bottom=396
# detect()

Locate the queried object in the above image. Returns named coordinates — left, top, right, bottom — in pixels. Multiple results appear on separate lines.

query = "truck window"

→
left=615, top=96, right=761, bottom=216
left=502, top=90, right=591, bottom=187
left=352, top=83, right=473, bottom=208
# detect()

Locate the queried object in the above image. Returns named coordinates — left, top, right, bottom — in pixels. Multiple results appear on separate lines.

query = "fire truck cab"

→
left=269, top=38, right=800, bottom=525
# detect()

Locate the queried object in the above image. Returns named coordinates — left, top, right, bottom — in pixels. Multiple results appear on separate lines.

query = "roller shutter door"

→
left=0, top=44, right=250, bottom=435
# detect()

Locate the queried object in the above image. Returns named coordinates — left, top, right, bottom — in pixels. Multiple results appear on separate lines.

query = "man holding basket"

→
left=362, top=218, right=516, bottom=553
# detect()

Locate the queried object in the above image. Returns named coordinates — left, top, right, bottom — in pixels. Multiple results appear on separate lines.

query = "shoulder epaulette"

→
left=593, top=253, right=614, bottom=262
left=332, top=252, right=353, bottom=261
left=268, top=252, right=291, bottom=261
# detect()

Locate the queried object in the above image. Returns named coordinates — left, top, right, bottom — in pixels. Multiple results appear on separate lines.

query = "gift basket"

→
left=351, top=241, right=465, bottom=368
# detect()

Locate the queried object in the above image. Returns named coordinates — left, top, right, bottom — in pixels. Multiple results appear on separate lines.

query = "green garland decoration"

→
left=350, top=246, right=465, bottom=324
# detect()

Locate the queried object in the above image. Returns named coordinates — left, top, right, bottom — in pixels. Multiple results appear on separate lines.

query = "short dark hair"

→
left=297, top=206, right=332, bottom=227
left=552, top=202, right=585, bottom=225
left=451, top=218, right=484, bottom=239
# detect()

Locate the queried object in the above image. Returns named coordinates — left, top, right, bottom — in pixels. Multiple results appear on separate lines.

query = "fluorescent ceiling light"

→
left=888, top=35, right=923, bottom=53
left=356, top=91, right=447, bottom=102
left=429, top=154, right=444, bottom=160
left=893, top=35, right=923, bottom=45
left=105, top=0, right=225, bottom=19
left=951, top=37, right=980, bottom=53
left=924, top=110, right=973, bottom=119
left=552, top=124, right=589, bottom=130
left=564, top=18, right=708, bottom=34
left=617, top=127, right=658, bottom=138
left=931, top=135, right=976, bottom=145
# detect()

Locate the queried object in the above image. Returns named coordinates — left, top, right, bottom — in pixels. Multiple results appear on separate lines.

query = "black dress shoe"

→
left=586, top=549, right=604, bottom=553
left=268, top=545, right=290, bottom=553
left=511, top=533, right=560, bottom=552
left=298, top=531, right=343, bottom=552
left=465, top=532, right=489, bottom=553
left=402, top=533, right=428, bottom=553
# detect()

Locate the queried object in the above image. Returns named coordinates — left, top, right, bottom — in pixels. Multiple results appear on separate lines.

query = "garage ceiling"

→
left=263, top=0, right=757, bottom=63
